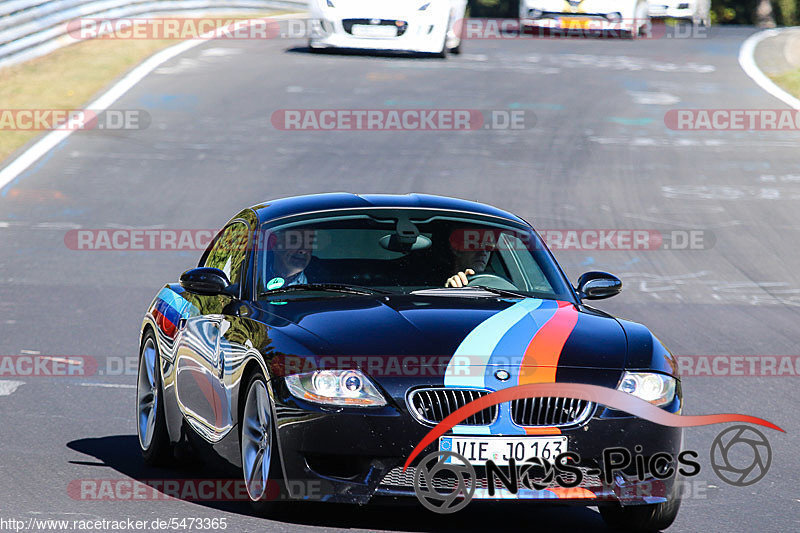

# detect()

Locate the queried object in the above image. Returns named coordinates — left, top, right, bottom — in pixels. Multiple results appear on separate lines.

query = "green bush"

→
left=469, top=0, right=518, bottom=18
left=710, top=0, right=799, bottom=25
left=774, top=0, right=798, bottom=24
left=710, top=0, right=758, bottom=24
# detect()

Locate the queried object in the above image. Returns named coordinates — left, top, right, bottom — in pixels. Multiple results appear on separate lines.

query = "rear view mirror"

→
left=180, top=267, right=231, bottom=295
left=576, top=271, right=622, bottom=300
left=378, top=234, right=432, bottom=252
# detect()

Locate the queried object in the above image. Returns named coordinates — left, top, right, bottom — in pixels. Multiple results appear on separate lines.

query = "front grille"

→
left=342, top=19, right=408, bottom=37
left=407, top=388, right=497, bottom=426
left=511, top=397, right=593, bottom=427
left=379, top=466, right=603, bottom=491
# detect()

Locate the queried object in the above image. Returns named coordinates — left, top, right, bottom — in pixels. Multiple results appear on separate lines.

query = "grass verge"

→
left=0, top=13, right=285, bottom=164
left=770, top=69, right=800, bottom=101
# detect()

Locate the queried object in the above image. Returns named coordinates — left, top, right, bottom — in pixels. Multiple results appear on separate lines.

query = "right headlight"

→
left=617, top=371, right=676, bottom=406
left=285, top=369, right=387, bottom=407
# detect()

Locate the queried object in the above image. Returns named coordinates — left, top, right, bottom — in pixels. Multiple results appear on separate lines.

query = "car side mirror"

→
left=180, top=267, right=231, bottom=295
left=576, top=271, right=622, bottom=300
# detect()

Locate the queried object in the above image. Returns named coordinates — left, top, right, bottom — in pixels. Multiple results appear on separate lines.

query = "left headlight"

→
left=617, top=371, right=676, bottom=406
left=285, top=370, right=387, bottom=407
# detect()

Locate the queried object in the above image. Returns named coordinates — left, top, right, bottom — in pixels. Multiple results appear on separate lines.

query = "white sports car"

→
left=307, top=0, right=467, bottom=56
left=519, top=0, right=651, bottom=38
left=648, top=0, right=710, bottom=26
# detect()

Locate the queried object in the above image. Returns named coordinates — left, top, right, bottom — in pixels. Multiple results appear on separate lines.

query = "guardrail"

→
left=0, top=0, right=307, bottom=68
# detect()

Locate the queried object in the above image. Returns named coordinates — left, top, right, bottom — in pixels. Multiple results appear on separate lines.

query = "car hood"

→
left=255, top=294, right=627, bottom=385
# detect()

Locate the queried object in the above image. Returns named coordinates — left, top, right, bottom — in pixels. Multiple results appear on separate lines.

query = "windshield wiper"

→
left=260, top=283, right=391, bottom=297
left=411, top=286, right=528, bottom=299
left=468, top=285, right=529, bottom=299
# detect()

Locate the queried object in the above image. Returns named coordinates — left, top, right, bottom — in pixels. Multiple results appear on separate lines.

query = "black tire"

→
left=137, top=331, right=172, bottom=466
left=239, top=371, right=282, bottom=514
left=434, top=34, right=448, bottom=58
left=599, top=481, right=682, bottom=532
left=449, top=18, right=464, bottom=54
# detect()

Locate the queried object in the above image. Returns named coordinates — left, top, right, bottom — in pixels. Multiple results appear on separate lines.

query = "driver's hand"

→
left=445, top=269, right=475, bottom=288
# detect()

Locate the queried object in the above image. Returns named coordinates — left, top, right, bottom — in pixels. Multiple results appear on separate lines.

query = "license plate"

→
left=351, top=25, right=397, bottom=38
left=559, top=18, right=592, bottom=29
left=439, top=436, right=567, bottom=466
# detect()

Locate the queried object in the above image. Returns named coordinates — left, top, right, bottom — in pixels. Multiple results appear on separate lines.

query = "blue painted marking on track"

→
left=138, top=93, right=198, bottom=111
left=608, top=117, right=654, bottom=126
left=508, top=102, right=564, bottom=111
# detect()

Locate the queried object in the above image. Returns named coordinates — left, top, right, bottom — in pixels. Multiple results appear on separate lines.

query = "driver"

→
left=445, top=247, right=492, bottom=288
left=264, top=229, right=314, bottom=288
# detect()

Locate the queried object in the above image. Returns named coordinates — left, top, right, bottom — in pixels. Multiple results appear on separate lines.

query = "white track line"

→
left=739, top=28, right=800, bottom=111
left=80, top=382, right=136, bottom=389
left=0, top=380, right=25, bottom=396
left=0, top=13, right=303, bottom=192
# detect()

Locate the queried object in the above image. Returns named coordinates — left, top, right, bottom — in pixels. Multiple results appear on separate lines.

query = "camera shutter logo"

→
left=518, top=456, right=557, bottom=490
left=413, top=450, right=476, bottom=514
left=710, top=425, right=772, bottom=487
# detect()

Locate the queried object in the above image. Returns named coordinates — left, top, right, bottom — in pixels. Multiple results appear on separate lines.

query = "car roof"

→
left=248, top=193, right=528, bottom=226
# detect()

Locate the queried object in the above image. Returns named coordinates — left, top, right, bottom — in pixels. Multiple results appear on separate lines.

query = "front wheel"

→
left=433, top=28, right=448, bottom=58
left=137, top=332, right=171, bottom=465
left=307, top=39, right=322, bottom=53
left=599, top=483, right=682, bottom=531
left=240, top=372, right=280, bottom=513
left=449, top=16, right=464, bottom=54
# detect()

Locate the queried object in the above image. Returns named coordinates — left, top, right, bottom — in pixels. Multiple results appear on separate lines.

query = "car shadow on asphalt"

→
left=286, top=46, right=445, bottom=60
left=67, top=435, right=613, bottom=532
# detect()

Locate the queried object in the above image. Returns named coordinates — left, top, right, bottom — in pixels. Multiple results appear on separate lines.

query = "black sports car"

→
left=137, top=193, right=683, bottom=530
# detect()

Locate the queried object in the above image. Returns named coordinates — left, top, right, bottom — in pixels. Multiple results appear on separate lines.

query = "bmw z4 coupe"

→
left=137, top=193, right=683, bottom=530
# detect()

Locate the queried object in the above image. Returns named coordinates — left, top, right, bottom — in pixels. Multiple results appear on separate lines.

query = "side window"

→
left=204, top=222, right=249, bottom=284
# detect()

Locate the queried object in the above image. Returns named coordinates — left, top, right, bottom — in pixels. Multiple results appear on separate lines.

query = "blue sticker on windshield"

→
left=267, top=277, right=285, bottom=290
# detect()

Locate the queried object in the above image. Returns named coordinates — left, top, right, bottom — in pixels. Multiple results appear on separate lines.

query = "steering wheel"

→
left=466, top=274, right=520, bottom=291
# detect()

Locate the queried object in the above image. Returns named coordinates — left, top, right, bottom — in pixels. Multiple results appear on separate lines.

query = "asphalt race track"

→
left=1, top=24, right=799, bottom=532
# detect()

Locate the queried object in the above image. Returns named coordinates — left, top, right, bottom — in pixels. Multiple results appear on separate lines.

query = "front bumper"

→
left=307, top=14, right=448, bottom=53
left=270, top=377, right=684, bottom=506
left=649, top=4, right=695, bottom=19
left=519, top=14, right=641, bottom=34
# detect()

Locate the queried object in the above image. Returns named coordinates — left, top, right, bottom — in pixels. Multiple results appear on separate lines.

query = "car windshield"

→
left=256, top=209, right=575, bottom=301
